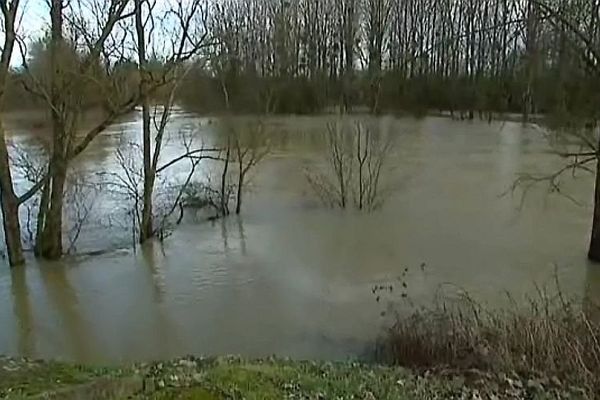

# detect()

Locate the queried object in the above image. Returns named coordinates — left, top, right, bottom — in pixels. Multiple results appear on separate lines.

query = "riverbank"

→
left=0, top=356, right=589, bottom=399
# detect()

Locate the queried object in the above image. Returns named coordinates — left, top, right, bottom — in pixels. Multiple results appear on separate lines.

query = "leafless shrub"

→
left=306, top=120, right=394, bottom=211
left=9, top=142, right=48, bottom=186
left=8, top=141, right=48, bottom=249
left=181, top=181, right=218, bottom=210
left=180, top=177, right=234, bottom=218
left=232, top=122, right=270, bottom=214
left=63, top=173, right=100, bottom=254
left=376, top=273, right=600, bottom=397
left=96, top=140, right=143, bottom=246
left=207, top=120, right=270, bottom=217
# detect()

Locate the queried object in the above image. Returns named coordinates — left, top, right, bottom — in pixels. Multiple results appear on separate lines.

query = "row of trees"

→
left=5, top=0, right=600, bottom=120
left=177, top=0, right=600, bottom=120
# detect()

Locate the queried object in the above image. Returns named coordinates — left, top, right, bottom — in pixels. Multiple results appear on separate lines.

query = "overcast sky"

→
left=8, top=0, right=46, bottom=65
left=11, top=0, right=202, bottom=66
left=21, top=0, right=47, bottom=36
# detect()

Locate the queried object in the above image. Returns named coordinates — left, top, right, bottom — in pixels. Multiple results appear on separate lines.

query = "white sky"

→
left=11, top=0, right=204, bottom=66
left=21, top=0, right=47, bottom=36
left=8, top=0, right=47, bottom=66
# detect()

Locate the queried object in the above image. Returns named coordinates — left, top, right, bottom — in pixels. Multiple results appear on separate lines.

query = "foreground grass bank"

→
left=0, top=356, right=591, bottom=399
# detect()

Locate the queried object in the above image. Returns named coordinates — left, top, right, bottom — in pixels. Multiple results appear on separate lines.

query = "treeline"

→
left=7, top=0, right=600, bottom=121
left=4, top=39, right=165, bottom=112
left=176, top=0, right=600, bottom=121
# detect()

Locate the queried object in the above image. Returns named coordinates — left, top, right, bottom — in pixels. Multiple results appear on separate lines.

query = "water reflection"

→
left=10, top=267, right=35, bottom=357
left=39, top=264, right=91, bottom=360
left=140, top=242, right=166, bottom=303
left=137, top=242, right=174, bottom=359
left=220, top=219, right=230, bottom=253
left=236, top=217, right=248, bottom=256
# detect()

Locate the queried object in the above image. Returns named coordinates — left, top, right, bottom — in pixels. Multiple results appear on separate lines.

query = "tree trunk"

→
left=588, top=157, right=600, bottom=262
left=36, top=0, right=67, bottom=261
left=235, top=186, right=242, bottom=215
left=235, top=139, right=244, bottom=215
left=0, top=183, right=24, bottom=266
left=235, top=170, right=243, bottom=215
left=136, top=0, right=154, bottom=243
left=523, top=0, right=537, bottom=124
left=0, top=125, right=24, bottom=266
left=38, top=161, right=66, bottom=260
left=139, top=102, right=153, bottom=242
left=220, top=140, right=231, bottom=216
left=140, top=175, right=154, bottom=242
left=34, top=178, right=50, bottom=257
left=0, top=2, right=25, bottom=267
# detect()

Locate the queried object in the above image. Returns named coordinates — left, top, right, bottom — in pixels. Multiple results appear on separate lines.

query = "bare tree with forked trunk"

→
left=134, top=0, right=215, bottom=243
left=17, top=0, right=137, bottom=260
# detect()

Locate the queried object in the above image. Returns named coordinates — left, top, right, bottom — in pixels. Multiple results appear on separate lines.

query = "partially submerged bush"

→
left=306, top=120, right=395, bottom=211
left=376, top=283, right=600, bottom=397
left=181, top=182, right=216, bottom=210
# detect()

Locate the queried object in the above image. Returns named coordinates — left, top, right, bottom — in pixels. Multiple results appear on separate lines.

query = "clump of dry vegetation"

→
left=376, top=280, right=600, bottom=398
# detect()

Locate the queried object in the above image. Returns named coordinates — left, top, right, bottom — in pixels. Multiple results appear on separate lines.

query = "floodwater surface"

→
left=0, top=111, right=599, bottom=363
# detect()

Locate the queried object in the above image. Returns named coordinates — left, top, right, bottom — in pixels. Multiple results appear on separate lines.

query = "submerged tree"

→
left=510, top=0, right=600, bottom=262
left=306, top=119, right=394, bottom=211
left=135, top=0, right=215, bottom=243
left=232, top=122, right=270, bottom=215
left=0, top=0, right=29, bottom=266
left=28, top=0, right=136, bottom=260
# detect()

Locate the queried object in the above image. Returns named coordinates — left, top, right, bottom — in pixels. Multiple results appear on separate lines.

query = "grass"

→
left=133, top=358, right=515, bottom=399
left=0, top=357, right=130, bottom=398
left=135, top=359, right=422, bottom=399
left=197, top=360, right=413, bottom=399
left=0, top=356, right=589, bottom=399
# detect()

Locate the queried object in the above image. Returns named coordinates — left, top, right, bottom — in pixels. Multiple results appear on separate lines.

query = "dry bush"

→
left=376, top=281, right=600, bottom=397
left=180, top=176, right=234, bottom=217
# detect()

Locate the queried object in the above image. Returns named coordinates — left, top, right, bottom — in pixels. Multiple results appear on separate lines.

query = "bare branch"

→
left=156, top=148, right=224, bottom=174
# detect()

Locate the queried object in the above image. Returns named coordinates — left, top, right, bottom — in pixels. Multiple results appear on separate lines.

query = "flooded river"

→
left=0, top=111, right=599, bottom=363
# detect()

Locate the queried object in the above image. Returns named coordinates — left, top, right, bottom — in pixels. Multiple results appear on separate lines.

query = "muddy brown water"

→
left=0, top=110, right=599, bottom=363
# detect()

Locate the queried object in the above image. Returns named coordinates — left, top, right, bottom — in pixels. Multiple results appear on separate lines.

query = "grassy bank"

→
left=0, top=355, right=590, bottom=399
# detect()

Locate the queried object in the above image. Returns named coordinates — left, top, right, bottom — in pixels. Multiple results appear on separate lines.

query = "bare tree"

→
left=63, top=173, right=99, bottom=255
left=134, top=0, right=213, bottom=243
left=0, top=0, right=27, bottom=266
left=363, top=0, right=392, bottom=113
left=509, top=0, right=600, bottom=262
left=18, top=0, right=137, bottom=260
left=232, top=122, right=270, bottom=214
left=306, top=119, right=394, bottom=211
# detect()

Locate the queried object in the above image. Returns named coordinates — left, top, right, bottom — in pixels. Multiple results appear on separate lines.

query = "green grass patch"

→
left=0, top=357, right=130, bottom=398
left=0, top=357, right=586, bottom=399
